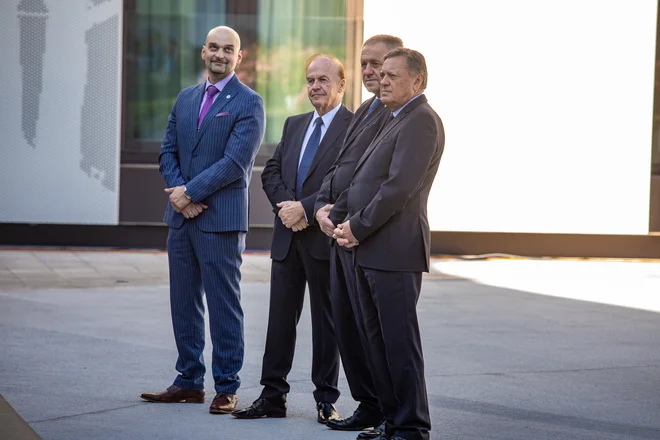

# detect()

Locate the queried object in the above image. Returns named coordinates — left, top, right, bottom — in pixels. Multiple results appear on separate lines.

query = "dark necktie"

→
left=197, top=85, right=219, bottom=129
left=296, top=117, right=324, bottom=198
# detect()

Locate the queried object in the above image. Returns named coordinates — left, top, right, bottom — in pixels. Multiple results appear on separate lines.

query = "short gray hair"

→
left=363, top=34, right=404, bottom=51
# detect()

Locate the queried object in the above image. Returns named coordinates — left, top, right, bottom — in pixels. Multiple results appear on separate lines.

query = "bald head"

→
left=201, top=26, right=242, bottom=83
left=305, top=53, right=346, bottom=116
left=206, top=26, right=241, bottom=50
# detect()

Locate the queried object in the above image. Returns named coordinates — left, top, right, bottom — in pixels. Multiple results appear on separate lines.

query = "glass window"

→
left=122, top=0, right=362, bottom=162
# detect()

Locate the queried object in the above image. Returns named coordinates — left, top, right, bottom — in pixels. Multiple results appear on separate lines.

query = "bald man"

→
left=233, top=54, right=352, bottom=423
left=141, top=26, right=266, bottom=415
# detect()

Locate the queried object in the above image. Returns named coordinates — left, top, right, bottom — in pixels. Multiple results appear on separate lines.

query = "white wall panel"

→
left=0, top=0, right=122, bottom=225
left=364, top=0, right=657, bottom=234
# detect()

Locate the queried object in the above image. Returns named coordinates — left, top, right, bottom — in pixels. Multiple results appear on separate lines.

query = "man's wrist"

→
left=183, top=186, right=192, bottom=200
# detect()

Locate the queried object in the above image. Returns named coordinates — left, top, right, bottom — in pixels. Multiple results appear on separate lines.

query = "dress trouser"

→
left=330, top=244, right=380, bottom=414
left=260, top=233, right=340, bottom=404
left=167, top=221, right=246, bottom=394
left=355, top=265, right=430, bottom=440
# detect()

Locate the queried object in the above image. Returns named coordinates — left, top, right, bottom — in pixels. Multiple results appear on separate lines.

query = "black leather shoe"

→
left=357, top=422, right=386, bottom=439
left=317, top=401, right=340, bottom=424
left=327, top=407, right=383, bottom=431
left=232, top=398, right=286, bottom=419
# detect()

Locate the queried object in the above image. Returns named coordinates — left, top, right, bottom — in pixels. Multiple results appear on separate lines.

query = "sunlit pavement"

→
left=1, top=249, right=659, bottom=440
left=432, top=257, right=660, bottom=313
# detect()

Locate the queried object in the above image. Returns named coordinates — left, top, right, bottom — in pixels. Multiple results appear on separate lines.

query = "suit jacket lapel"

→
left=194, top=76, right=241, bottom=149
left=345, top=103, right=387, bottom=151
left=354, top=94, right=428, bottom=174
left=345, top=97, right=373, bottom=142
left=189, top=82, right=206, bottom=140
left=337, top=98, right=386, bottom=160
left=354, top=113, right=401, bottom=172
left=344, top=98, right=379, bottom=146
left=303, top=106, right=351, bottom=184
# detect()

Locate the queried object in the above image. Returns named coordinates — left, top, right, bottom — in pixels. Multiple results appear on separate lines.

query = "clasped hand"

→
left=333, top=221, right=359, bottom=248
left=315, top=204, right=335, bottom=237
left=165, top=186, right=208, bottom=219
left=276, top=201, right=307, bottom=232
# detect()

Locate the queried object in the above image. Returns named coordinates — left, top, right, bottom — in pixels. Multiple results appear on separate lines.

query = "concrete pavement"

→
left=1, top=249, right=659, bottom=439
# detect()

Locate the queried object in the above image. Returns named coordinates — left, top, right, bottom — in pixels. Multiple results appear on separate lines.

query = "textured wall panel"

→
left=0, top=0, right=122, bottom=225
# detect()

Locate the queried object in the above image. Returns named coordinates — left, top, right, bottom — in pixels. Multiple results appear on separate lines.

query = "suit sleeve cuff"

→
left=349, top=216, right=367, bottom=243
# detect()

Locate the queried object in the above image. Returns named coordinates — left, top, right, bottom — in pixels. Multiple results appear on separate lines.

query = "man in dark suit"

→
left=232, top=54, right=353, bottom=422
left=140, top=26, right=266, bottom=415
left=314, top=35, right=403, bottom=439
left=334, top=48, right=445, bottom=440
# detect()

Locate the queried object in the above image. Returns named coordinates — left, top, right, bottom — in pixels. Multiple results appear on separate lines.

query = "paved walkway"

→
left=0, top=249, right=270, bottom=289
left=0, top=249, right=458, bottom=290
left=1, top=249, right=659, bottom=440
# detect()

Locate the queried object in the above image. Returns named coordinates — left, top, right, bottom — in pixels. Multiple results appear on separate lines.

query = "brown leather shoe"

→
left=140, top=385, right=205, bottom=403
left=209, top=393, right=238, bottom=414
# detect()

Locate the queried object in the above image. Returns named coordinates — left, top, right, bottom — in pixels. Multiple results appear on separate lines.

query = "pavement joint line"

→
left=35, top=251, right=95, bottom=272
left=426, top=363, right=660, bottom=378
left=27, top=402, right=148, bottom=424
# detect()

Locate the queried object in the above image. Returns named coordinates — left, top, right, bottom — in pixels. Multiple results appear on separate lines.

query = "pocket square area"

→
left=215, top=112, right=230, bottom=117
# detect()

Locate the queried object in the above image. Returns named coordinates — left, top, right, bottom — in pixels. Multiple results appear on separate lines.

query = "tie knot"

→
left=314, top=117, right=324, bottom=128
left=206, top=85, right=219, bottom=97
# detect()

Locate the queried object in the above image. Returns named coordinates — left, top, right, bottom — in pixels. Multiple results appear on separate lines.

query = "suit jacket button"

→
left=192, top=153, right=197, bottom=157
left=187, top=176, right=191, bottom=180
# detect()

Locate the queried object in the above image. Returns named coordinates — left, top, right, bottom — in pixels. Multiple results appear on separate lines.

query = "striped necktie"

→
left=296, top=118, right=324, bottom=198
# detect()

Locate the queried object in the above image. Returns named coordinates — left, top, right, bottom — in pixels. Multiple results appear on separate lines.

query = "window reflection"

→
left=122, top=0, right=359, bottom=159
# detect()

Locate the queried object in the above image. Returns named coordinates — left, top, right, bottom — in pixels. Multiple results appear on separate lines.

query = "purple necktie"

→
left=198, top=85, right=219, bottom=129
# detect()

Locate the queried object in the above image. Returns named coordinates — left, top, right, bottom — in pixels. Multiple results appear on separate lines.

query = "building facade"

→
left=2, top=0, right=660, bottom=258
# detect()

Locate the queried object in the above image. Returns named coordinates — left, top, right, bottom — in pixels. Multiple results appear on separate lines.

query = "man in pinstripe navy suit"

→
left=140, top=26, right=265, bottom=415
left=233, top=54, right=352, bottom=423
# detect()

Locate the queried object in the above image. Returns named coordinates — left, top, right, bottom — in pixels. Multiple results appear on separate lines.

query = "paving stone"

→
left=33, top=252, right=83, bottom=262
left=0, top=280, right=25, bottom=290
left=0, top=270, right=19, bottom=279
left=65, top=278, right=123, bottom=288
left=52, top=268, right=100, bottom=279
left=10, top=269, right=61, bottom=279
left=21, top=278, right=72, bottom=289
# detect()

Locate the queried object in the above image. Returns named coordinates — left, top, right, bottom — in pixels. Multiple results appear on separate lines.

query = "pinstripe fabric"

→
left=168, top=222, right=246, bottom=393
left=159, top=75, right=266, bottom=232
left=158, top=75, right=265, bottom=394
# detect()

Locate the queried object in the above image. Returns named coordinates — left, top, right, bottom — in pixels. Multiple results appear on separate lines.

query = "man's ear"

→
left=338, top=78, right=346, bottom=94
left=412, top=73, right=423, bottom=93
